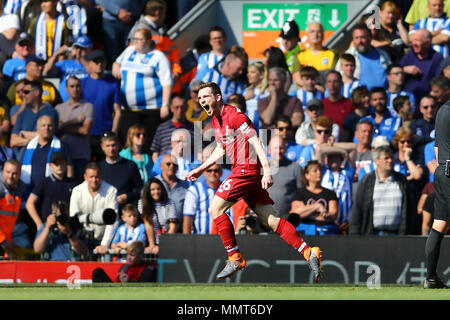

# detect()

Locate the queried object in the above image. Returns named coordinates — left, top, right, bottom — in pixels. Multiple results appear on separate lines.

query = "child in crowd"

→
left=110, top=204, right=147, bottom=254
left=92, top=241, right=156, bottom=283
left=289, top=66, right=324, bottom=121
left=393, top=95, right=414, bottom=128
left=338, top=54, right=360, bottom=99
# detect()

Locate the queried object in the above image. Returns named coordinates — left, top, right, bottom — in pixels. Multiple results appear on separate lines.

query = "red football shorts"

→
left=215, top=169, right=274, bottom=211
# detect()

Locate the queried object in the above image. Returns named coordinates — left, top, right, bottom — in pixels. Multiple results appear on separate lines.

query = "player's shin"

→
left=213, top=213, right=239, bottom=257
left=275, top=218, right=310, bottom=259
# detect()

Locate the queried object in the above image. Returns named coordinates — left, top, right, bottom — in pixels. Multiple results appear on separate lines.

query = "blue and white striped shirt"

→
left=199, top=66, right=245, bottom=103
left=386, top=90, right=416, bottom=116
left=183, top=180, right=232, bottom=234
left=3, top=0, right=21, bottom=14
left=111, top=223, right=147, bottom=245
left=116, top=46, right=172, bottom=110
left=411, top=17, right=450, bottom=58
left=195, top=51, right=226, bottom=81
left=324, top=81, right=359, bottom=99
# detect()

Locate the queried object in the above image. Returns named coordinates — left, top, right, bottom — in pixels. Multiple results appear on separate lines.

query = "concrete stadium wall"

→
left=158, top=234, right=450, bottom=285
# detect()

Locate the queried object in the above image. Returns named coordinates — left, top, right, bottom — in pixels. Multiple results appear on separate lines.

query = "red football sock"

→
left=275, top=218, right=310, bottom=256
left=214, top=214, right=239, bottom=257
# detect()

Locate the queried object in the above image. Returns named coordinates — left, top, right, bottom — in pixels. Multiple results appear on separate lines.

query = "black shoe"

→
left=424, top=277, right=448, bottom=289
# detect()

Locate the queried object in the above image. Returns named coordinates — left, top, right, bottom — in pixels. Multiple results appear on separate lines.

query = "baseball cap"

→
left=371, top=135, right=390, bottom=149
left=73, top=35, right=93, bottom=49
left=26, top=55, right=45, bottom=65
left=86, top=50, right=105, bottom=61
left=16, top=32, right=32, bottom=45
left=306, top=98, right=323, bottom=110
left=280, top=20, right=300, bottom=40
left=50, top=151, right=67, bottom=164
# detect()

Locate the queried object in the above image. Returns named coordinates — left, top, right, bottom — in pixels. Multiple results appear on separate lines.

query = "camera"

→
left=78, top=208, right=116, bottom=225
left=52, top=200, right=81, bottom=233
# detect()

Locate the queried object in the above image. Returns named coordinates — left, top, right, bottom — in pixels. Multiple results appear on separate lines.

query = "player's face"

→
left=198, top=87, right=220, bottom=117
left=150, top=182, right=162, bottom=201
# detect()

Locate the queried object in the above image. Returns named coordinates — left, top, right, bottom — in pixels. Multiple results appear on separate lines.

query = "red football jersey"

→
left=212, top=104, right=260, bottom=172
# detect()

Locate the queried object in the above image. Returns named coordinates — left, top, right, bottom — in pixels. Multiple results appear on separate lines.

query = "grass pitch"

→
left=0, top=283, right=449, bottom=300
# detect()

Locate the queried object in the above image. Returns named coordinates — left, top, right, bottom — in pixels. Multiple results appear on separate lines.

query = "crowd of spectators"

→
left=0, top=0, right=449, bottom=262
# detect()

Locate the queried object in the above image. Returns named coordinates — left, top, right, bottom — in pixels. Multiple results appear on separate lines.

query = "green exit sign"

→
left=243, top=3, right=348, bottom=31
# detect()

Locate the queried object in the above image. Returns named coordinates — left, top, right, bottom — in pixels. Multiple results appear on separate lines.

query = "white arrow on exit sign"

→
left=329, top=9, right=340, bottom=28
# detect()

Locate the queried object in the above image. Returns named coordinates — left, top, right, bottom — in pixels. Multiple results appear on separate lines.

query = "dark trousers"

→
left=92, top=268, right=113, bottom=283
left=102, top=19, right=132, bottom=69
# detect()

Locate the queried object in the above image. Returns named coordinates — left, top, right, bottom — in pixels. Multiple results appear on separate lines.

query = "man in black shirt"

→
left=98, top=132, right=143, bottom=207
left=424, top=100, right=450, bottom=289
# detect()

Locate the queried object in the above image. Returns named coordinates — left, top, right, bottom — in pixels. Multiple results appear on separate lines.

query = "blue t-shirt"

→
left=359, top=110, right=402, bottom=142
left=35, top=224, right=77, bottom=261
left=2, top=57, right=27, bottom=81
left=299, top=144, right=317, bottom=167
left=285, top=141, right=304, bottom=164
left=54, top=59, right=89, bottom=101
left=111, top=223, right=147, bottom=245
left=424, top=140, right=436, bottom=182
left=358, top=48, right=387, bottom=90
left=12, top=104, right=59, bottom=134
left=81, top=75, right=120, bottom=136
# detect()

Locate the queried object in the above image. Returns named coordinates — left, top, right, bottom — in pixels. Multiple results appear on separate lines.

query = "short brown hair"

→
left=300, top=66, right=319, bottom=80
left=313, top=115, right=333, bottom=129
left=301, top=160, right=322, bottom=186
left=199, top=82, right=222, bottom=96
left=122, top=203, right=138, bottom=216
left=127, top=241, right=145, bottom=256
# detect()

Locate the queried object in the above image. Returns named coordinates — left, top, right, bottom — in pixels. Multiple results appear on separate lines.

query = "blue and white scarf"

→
left=321, top=167, right=353, bottom=225
left=3, top=0, right=22, bottom=15
left=21, top=135, right=61, bottom=186
left=62, top=0, right=88, bottom=40
left=35, top=12, right=65, bottom=60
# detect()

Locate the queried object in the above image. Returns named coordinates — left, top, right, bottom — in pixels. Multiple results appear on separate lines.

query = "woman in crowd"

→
left=243, top=61, right=268, bottom=101
left=289, top=160, right=339, bottom=235
left=119, top=124, right=153, bottom=184
left=139, top=178, right=177, bottom=254
left=112, top=27, right=172, bottom=152
left=263, top=46, right=294, bottom=90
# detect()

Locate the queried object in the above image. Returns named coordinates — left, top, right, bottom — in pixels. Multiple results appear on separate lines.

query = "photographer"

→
left=69, top=162, right=119, bottom=255
left=33, top=201, right=87, bottom=261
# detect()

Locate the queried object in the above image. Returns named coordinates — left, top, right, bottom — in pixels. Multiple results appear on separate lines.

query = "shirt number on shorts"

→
left=218, top=179, right=233, bottom=193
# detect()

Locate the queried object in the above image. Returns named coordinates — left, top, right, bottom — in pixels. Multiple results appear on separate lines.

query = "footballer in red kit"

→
left=185, top=82, right=323, bottom=282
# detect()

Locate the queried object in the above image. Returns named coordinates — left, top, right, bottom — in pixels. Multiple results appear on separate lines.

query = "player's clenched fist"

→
left=185, top=167, right=203, bottom=182
left=261, top=173, right=273, bottom=190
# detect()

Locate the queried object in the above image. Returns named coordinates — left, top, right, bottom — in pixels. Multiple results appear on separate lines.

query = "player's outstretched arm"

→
left=248, top=135, right=273, bottom=190
left=185, top=143, right=226, bottom=182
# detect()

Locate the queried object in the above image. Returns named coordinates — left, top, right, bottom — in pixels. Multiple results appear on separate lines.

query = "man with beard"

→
left=336, top=23, right=391, bottom=90
left=360, top=87, right=402, bottom=143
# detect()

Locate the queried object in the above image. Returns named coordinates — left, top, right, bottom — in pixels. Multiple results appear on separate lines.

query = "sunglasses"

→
left=206, top=169, right=221, bottom=173
left=277, top=127, right=291, bottom=131
left=316, top=129, right=331, bottom=135
left=22, top=90, right=31, bottom=95
left=421, top=105, right=436, bottom=109
left=165, top=162, right=178, bottom=167
left=400, top=140, right=411, bottom=144
left=134, top=132, right=145, bottom=137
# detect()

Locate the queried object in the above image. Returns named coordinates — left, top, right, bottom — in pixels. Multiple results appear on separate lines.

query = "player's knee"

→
left=208, top=206, right=221, bottom=219
left=267, top=215, right=280, bottom=231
